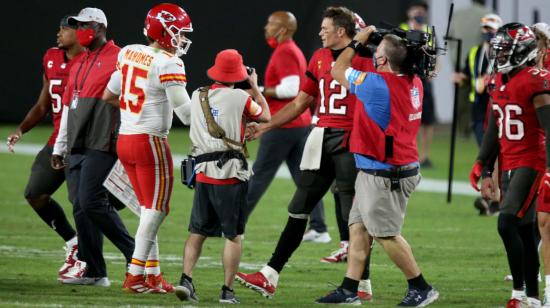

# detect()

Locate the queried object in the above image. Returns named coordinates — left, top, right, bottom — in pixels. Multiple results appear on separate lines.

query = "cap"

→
left=207, top=49, right=248, bottom=83
left=481, top=14, right=502, bottom=30
left=60, top=14, right=77, bottom=29
left=68, top=8, right=108, bottom=27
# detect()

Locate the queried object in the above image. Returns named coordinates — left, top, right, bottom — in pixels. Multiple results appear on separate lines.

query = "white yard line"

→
left=1, top=143, right=478, bottom=197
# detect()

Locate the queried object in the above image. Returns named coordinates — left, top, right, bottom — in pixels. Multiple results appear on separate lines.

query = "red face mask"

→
left=76, top=28, right=96, bottom=47
left=266, top=37, right=279, bottom=49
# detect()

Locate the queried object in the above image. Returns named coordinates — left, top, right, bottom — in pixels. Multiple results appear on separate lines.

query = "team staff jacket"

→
left=489, top=66, right=550, bottom=173
left=346, top=69, right=424, bottom=169
left=43, top=48, right=84, bottom=146
left=301, top=48, right=374, bottom=131
left=62, top=40, right=120, bottom=153
left=464, top=44, right=491, bottom=123
left=264, top=39, right=310, bottom=128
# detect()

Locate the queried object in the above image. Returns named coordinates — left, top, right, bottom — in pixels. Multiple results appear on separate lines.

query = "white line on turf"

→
left=1, top=143, right=478, bottom=196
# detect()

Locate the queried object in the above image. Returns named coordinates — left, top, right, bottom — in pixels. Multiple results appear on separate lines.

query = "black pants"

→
left=68, top=149, right=135, bottom=277
left=247, top=127, right=326, bottom=232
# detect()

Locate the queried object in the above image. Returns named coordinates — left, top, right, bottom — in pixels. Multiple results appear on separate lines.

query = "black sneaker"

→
left=315, top=287, right=361, bottom=305
left=175, top=276, right=199, bottom=302
left=398, top=286, right=439, bottom=307
left=220, top=287, right=240, bottom=304
left=474, top=197, right=489, bottom=216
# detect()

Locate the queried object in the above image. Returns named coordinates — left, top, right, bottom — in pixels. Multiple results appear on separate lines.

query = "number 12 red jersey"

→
left=301, top=48, right=374, bottom=131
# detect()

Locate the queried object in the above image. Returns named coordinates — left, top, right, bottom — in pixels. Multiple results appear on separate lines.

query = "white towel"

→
left=300, top=127, right=324, bottom=170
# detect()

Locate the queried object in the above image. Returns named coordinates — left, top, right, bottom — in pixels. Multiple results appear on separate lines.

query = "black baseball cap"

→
left=60, top=15, right=78, bottom=29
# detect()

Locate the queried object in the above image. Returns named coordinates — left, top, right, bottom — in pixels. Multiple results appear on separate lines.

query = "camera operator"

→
left=315, top=26, right=438, bottom=306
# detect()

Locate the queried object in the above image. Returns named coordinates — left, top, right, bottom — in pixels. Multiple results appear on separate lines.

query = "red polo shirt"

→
left=264, top=39, right=311, bottom=128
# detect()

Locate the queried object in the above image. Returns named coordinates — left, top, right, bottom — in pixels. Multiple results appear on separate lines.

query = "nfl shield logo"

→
left=410, top=87, right=421, bottom=110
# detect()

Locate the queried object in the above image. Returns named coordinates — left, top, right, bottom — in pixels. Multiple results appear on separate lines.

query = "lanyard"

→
left=73, top=43, right=106, bottom=93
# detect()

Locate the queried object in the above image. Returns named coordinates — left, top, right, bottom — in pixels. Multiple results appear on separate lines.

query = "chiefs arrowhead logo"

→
left=156, top=10, right=177, bottom=22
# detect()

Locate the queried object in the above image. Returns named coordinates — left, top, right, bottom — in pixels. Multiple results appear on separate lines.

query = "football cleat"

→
left=123, top=273, right=166, bottom=294
left=302, top=229, right=332, bottom=243
left=58, top=241, right=79, bottom=280
left=315, top=287, right=361, bottom=305
left=357, top=279, right=373, bottom=301
left=398, top=286, right=439, bottom=307
left=147, top=273, right=174, bottom=293
left=235, top=271, right=275, bottom=298
left=175, top=276, right=199, bottom=302
left=506, top=298, right=526, bottom=308
left=321, top=241, right=348, bottom=263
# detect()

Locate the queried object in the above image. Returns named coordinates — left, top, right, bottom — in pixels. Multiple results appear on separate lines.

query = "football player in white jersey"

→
left=102, top=3, right=193, bottom=294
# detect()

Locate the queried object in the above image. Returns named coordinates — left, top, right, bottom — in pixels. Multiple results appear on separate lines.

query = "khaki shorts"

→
left=349, top=171, right=421, bottom=237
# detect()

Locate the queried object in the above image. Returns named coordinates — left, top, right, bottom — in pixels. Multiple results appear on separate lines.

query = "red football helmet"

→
left=490, top=22, right=538, bottom=73
left=144, top=3, right=193, bottom=56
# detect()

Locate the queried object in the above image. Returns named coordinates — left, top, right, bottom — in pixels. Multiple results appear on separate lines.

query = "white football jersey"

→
left=107, top=44, right=187, bottom=138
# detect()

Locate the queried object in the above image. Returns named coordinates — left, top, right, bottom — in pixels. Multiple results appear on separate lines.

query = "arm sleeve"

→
left=243, top=96, right=263, bottom=121
left=275, top=75, right=300, bottom=99
left=536, top=104, right=550, bottom=168
left=159, top=57, right=187, bottom=89
left=166, top=84, right=192, bottom=125
left=53, top=105, right=69, bottom=156
left=476, top=107, right=499, bottom=170
left=106, top=70, right=122, bottom=95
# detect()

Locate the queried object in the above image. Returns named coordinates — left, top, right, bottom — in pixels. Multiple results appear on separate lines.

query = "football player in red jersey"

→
left=5, top=15, right=84, bottom=281
left=469, top=23, right=550, bottom=308
left=235, top=6, right=374, bottom=300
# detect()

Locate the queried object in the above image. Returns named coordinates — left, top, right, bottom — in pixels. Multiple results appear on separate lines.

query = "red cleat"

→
left=506, top=298, right=524, bottom=308
left=235, top=272, right=275, bottom=298
left=123, top=273, right=166, bottom=294
left=147, top=273, right=174, bottom=293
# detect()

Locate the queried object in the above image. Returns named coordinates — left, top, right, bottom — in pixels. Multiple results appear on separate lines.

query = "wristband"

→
left=347, top=40, right=362, bottom=52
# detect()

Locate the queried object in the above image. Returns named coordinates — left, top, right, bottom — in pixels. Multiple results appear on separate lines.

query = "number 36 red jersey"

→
left=490, top=66, right=550, bottom=172
left=301, top=48, right=374, bottom=131
left=42, top=47, right=83, bottom=145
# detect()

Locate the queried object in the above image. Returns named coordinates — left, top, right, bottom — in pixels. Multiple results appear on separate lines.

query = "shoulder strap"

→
left=198, top=86, right=248, bottom=157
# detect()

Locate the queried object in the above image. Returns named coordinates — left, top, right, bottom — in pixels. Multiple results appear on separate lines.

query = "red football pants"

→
left=117, top=134, right=173, bottom=215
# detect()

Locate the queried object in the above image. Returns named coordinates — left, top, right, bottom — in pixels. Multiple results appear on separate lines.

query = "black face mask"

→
left=413, top=15, right=426, bottom=24
left=481, top=32, right=495, bottom=42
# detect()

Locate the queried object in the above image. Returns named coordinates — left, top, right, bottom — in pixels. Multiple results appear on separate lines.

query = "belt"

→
left=361, top=167, right=419, bottom=179
left=361, top=167, right=419, bottom=191
left=195, top=150, right=248, bottom=170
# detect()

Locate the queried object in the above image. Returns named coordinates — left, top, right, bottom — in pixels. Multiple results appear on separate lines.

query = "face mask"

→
left=481, top=32, right=495, bottom=42
left=413, top=15, right=426, bottom=24
left=266, top=37, right=279, bottom=49
left=76, top=28, right=96, bottom=47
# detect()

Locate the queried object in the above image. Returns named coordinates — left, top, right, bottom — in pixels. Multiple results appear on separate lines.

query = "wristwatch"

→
left=347, top=40, right=362, bottom=52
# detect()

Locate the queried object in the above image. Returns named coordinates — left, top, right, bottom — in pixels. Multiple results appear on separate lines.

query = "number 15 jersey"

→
left=490, top=66, right=550, bottom=172
left=108, top=44, right=187, bottom=138
left=301, top=48, right=374, bottom=131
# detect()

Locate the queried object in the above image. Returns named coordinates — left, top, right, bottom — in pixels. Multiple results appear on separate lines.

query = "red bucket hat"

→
left=207, top=49, right=248, bottom=83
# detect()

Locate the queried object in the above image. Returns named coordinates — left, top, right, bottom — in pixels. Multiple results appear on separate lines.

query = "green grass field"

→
left=0, top=125, right=516, bottom=307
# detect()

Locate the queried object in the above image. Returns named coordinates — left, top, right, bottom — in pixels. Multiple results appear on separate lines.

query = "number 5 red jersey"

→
left=42, top=47, right=83, bottom=145
left=490, top=66, right=550, bottom=172
left=301, top=48, right=374, bottom=131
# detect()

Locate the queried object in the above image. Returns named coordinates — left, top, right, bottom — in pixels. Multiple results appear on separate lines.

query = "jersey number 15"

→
left=120, top=64, right=148, bottom=114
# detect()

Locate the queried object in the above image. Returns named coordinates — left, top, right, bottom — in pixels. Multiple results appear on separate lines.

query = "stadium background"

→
left=2, top=0, right=411, bottom=123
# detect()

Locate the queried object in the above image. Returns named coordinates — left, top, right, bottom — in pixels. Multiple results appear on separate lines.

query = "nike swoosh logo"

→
left=51, top=220, right=57, bottom=230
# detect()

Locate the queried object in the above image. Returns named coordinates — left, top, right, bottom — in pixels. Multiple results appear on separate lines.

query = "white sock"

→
left=66, top=236, right=77, bottom=247
left=145, top=237, right=161, bottom=276
left=260, top=265, right=279, bottom=287
left=511, top=289, right=526, bottom=300
left=546, top=275, right=550, bottom=290
left=129, top=209, right=166, bottom=276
